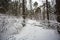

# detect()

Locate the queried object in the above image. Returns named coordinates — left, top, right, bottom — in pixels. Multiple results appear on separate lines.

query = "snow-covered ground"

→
left=11, top=26, right=60, bottom=40
left=0, top=14, right=23, bottom=40
left=0, top=14, right=60, bottom=40
left=6, top=19, right=60, bottom=40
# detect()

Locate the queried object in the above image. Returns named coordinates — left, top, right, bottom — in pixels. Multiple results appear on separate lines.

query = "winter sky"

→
left=11, top=0, right=52, bottom=9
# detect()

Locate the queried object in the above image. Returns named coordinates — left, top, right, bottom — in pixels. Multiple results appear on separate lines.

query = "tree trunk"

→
left=30, top=0, right=32, bottom=10
left=43, top=5, right=45, bottom=20
left=46, top=0, right=49, bottom=20
left=22, top=0, right=26, bottom=27
left=56, top=0, right=60, bottom=22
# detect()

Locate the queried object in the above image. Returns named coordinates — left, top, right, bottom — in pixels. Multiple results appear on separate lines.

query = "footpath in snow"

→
left=8, top=20, right=60, bottom=40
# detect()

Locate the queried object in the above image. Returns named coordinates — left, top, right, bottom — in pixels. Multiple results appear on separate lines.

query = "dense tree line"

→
left=0, top=0, right=57, bottom=21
